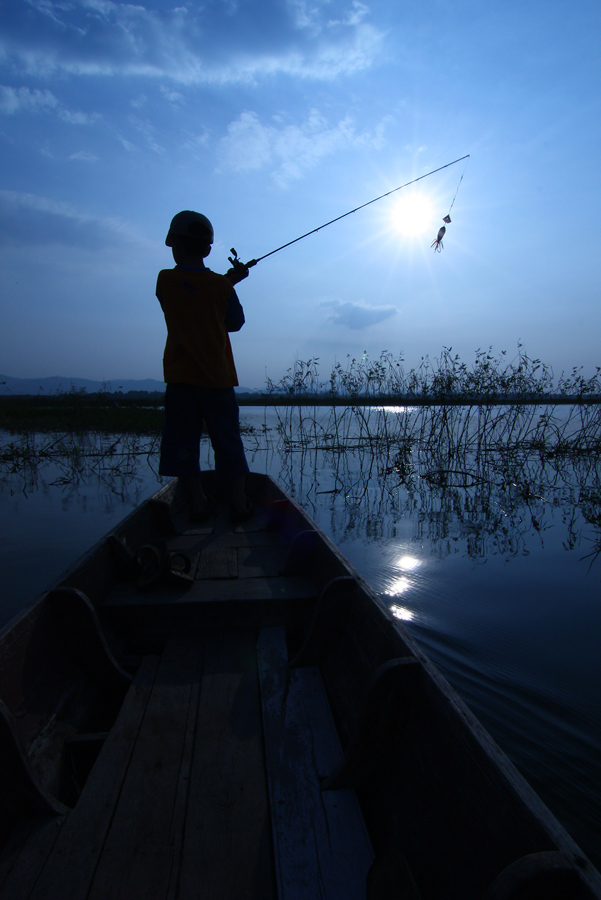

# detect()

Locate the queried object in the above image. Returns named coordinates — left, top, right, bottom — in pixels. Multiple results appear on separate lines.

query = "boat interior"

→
left=0, top=473, right=598, bottom=900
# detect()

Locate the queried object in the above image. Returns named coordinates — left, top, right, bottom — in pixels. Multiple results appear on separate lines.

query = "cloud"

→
left=0, top=84, right=97, bottom=123
left=289, top=0, right=370, bottom=34
left=128, top=115, right=164, bottom=155
left=159, top=85, right=184, bottom=107
left=68, top=150, right=98, bottom=161
left=327, top=1, right=371, bottom=28
left=0, top=190, right=137, bottom=249
left=0, top=85, right=58, bottom=114
left=322, top=298, right=397, bottom=330
left=2, top=0, right=384, bottom=85
left=217, top=109, right=390, bottom=185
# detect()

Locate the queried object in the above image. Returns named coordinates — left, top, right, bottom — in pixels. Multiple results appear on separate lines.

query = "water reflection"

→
left=383, top=555, right=422, bottom=606
left=266, top=403, right=601, bottom=568
left=397, top=554, right=421, bottom=571
left=2, top=405, right=600, bottom=570
left=390, top=604, right=415, bottom=622
left=0, top=430, right=167, bottom=625
left=385, top=576, right=412, bottom=596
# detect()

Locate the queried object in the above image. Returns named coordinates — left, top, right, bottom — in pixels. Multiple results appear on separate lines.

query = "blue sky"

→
left=1, top=0, right=600, bottom=390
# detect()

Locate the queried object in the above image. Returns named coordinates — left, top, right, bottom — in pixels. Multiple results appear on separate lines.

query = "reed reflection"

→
left=2, top=398, right=601, bottom=568
left=270, top=401, right=601, bottom=568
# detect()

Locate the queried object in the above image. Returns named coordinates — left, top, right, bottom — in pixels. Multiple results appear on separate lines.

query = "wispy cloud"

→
left=322, top=298, right=398, bottom=330
left=0, top=85, right=57, bottom=114
left=0, top=84, right=97, bottom=123
left=217, top=109, right=391, bottom=185
left=128, top=115, right=164, bottom=155
left=3, top=0, right=383, bottom=85
left=0, top=189, right=137, bottom=248
left=68, top=150, right=98, bottom=162
left=288, top=0, right=370, bottom=34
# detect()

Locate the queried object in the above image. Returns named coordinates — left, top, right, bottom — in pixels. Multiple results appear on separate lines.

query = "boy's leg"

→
left=227, top=474, right=248, bottom=515
left=200, top=388, right=250, bottom=515
left=160, top=384, right=209, bottom=516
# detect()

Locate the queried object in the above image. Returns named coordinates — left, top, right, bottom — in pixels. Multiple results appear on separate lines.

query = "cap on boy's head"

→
left=165, top=210, right=214, bottom=247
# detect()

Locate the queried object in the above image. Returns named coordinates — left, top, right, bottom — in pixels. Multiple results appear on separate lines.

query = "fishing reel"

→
left=228, top=248, right=257, bottom=268
left=225, top=248, right=257, bottom=285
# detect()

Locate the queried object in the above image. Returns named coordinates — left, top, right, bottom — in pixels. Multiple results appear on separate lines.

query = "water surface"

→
left=1, top=407, right=600, bottom=866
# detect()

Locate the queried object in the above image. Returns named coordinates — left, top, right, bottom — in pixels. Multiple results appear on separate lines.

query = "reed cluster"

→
left=266, top=346, right=601, bottom=401
left=265, top=352, right=601, bottom=566
left=2, top=347, right=600, bottom=566
left=0, top=431, right=162, bottom=494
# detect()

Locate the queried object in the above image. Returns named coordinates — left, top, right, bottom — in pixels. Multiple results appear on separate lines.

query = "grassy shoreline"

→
left=3, top=346, right=601, bottom=432
left=2, top=391, right=601, bottom=434
left=0, top=397, right=165, bottom=434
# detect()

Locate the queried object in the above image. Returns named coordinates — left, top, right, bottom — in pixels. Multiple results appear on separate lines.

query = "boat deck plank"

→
left=177, top=630, right=276, bottom=900
left=257, top=626, right=373, bottom=900
left=2, top=631, right=277, bottom=900
left=85, top=636, right=199, bottom=900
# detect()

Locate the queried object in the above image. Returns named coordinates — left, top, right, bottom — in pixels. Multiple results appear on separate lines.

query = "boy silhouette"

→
left=157, top=210, right=251, bottom=520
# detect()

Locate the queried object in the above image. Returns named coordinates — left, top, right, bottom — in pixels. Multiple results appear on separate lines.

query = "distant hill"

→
left=0, top=374, right=258, bottom=396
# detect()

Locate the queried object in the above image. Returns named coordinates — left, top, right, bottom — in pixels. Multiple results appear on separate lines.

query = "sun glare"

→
left=390, top=191, right=436, bottom=239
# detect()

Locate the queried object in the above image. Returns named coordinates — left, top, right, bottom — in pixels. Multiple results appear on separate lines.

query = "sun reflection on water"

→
left=386, top=575, right=411, bottom=595
left=397, top=554, right=421, bottom=571
left=390, top=604, right=415, bottom=622
left=383, top=553, right=423, bottom=623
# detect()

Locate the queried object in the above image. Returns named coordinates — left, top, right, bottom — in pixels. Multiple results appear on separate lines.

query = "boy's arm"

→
left=225, top=289, right=245, bottom=332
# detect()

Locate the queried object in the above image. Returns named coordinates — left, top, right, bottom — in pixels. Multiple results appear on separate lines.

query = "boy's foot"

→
left=231, top=498, right=253, bottom=523
left=190, top=497, right=214, bottom=521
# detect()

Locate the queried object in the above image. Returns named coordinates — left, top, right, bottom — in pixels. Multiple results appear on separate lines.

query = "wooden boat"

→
left=0, top=471, right=599, bottom=900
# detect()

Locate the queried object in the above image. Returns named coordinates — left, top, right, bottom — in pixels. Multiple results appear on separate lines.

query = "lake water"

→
left=1, top=405, right=600, bottom=868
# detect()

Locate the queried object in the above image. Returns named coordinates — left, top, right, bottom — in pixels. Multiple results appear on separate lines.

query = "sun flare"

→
left=390, top=191, right=436, bottom=239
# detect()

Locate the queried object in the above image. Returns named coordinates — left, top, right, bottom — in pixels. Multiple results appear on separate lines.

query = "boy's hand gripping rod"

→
left=228, top=154, right=470, bottom=271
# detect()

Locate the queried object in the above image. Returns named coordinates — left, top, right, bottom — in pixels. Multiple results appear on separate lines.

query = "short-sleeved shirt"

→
left=156, top=265, right=244, bottom=388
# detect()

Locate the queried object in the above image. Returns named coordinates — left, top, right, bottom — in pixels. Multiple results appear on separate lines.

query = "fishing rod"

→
left=229, top=154, right=470, bottom=270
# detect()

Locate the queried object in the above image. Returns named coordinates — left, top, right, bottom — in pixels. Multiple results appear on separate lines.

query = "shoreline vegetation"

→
left=1, top=347, right=601, bottom=433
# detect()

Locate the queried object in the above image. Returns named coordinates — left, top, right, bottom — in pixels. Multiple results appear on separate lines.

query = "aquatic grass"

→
left=0, top=430, right=163, bottom=495
left=266, top=345, right=601, bottom=404
left=2, top=345, right=600, bottom=565
left=264, top=351, right=601, bottom=564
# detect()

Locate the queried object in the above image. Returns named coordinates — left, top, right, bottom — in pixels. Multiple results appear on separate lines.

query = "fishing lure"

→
left=431, top=226, right=446, bottom=253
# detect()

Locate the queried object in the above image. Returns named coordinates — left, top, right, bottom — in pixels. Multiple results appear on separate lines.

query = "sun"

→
left=389, top=191, right=437, bottom=239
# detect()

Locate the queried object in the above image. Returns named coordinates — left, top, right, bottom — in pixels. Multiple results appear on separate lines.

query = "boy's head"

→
left=165, top=210, right=213, bottom=262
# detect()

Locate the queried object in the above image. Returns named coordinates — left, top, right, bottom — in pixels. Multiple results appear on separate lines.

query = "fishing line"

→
left=230, top=154, right=470, bottom=269
left=431, top=154, right=471, bottom=252
left=445, top=154, right=470, bottom=220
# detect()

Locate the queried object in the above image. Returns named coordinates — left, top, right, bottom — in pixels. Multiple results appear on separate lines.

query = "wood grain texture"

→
left=177, top=630, right=276, bottom=900
left=257, top=626, right=373, bottom=900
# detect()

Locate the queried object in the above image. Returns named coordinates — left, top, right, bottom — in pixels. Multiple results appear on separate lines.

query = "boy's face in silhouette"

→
left=171, top=235, right=212, bottom=267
